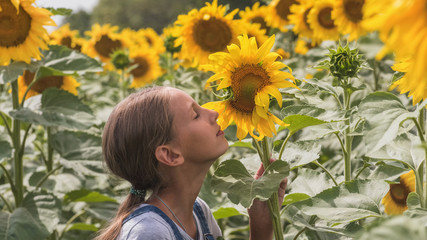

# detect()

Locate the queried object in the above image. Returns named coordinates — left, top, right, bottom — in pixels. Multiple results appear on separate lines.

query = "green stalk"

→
left=261, top=138, right=284, bottom=240
left=11, top=80, right=23, bottom=207
left=168, top=52, right=175, bottom=87
left=420, top=108, right=427, bottom=209
left=313, top=161, right=338, bottom=186
left=411, top=117, right=426, bottom=208
left=343, top=82, right=352, bottom=182
left=46, top=127, right=54, bottom=172
left=278, top=132, right=292, bottom=161
left=120, top=70, right=128, bottom=100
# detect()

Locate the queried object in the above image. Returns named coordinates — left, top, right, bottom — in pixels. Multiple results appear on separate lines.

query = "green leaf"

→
left=22, top=191, right=61, bottom=233
left=45, top=8, right=73, bottom=16
left=64, top=189, right=117, bottom=204
left=407, top=192, right=421, bottom=209
left=35, top=66, right=71, bottom=80
left=52, top=131, right=102, bottom=160
left=283, top=193, right=311, bottom=205
left=40, top=45, right=102, bottom=75
left=359, top=92, right=416, bottom=154
left=284, top=180, right=389, bottom=225
left=0, top=62, right=30, bottom=84
left=212, top=207, right=243, bottom=220
left=282, top=140, right=321, bottom=169
left=9, top=88, right=97, bottom=129
left=283, top=115, right=328, bottom=136
left=212, top=159, right=289, bottom=208
left=86, top=202, right=119, bottom=221
left=358, top=214, right=427, bottom=240
left=0, top=140, right=12, bottom=161
left=67, top=223, right=98, bottom=232
left=0, top=208, right=49, bottom=240
left=289, top=168, right=336, bottom=197
left=229, top=139, right=256, bottom=151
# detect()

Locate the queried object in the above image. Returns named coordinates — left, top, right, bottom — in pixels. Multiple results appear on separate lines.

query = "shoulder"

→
left=195, top=197, right=222, bottom=238
left=117, top=205, right=176, bottom=240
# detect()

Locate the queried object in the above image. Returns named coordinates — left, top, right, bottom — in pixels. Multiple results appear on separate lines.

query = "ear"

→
left=155, top=145, right=184, bottom=167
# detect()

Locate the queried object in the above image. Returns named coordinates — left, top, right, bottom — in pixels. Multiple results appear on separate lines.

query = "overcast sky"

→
left=37, top=0, right=99, bottom=31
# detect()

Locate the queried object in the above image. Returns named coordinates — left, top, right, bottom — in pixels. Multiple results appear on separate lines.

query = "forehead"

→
left=167, top=88, right=194, bottom=114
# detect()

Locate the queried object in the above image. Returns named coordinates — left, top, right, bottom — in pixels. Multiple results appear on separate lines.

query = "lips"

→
left=217, top=127, right=224, bottom=136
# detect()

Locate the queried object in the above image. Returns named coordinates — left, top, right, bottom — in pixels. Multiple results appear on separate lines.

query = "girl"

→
left=96, top=86, right=287, bottom=240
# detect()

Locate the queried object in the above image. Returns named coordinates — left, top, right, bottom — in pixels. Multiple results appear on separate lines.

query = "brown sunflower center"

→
left=131, top=57, right=149, bottom=78
left=94, top=35, right=122, bottom=58
left=144, top=36, right=153, bottom=46
left=389, top=183, right=410, bottom=205
left=60, top=36, right=72, bottom=49
left=230, top=64, right=270, bottom=113
left=275, top=0, right=299, bottom=21
left=251, top=16, right=269, bottom=32
left=343, top=0, right=364, bottom=23
left=0, top=0, right=31, bottom=48
left=318, top=7, right=335, bottom=29
left=192, top=16, right=232, bottom=53
left=23, top=71, right=64, bottom=93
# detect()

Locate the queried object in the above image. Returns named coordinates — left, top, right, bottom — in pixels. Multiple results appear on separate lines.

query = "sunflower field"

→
left=1, top=0, right=427, bottom=239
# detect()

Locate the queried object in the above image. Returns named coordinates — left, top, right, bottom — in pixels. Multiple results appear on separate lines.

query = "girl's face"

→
left=168, top=88, right=229, bottom=163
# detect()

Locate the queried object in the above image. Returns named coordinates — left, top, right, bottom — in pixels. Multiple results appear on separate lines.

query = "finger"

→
left=278, top=178, right=288, bottom=204
left=254, top=164, right=265, bottom=179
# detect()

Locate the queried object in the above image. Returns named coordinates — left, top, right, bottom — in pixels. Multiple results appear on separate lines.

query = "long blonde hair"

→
left=95, top=86, right=174, bottom=240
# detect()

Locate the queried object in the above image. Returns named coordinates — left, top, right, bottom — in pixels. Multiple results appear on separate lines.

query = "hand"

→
left=248, top=159, right=288, bottom=240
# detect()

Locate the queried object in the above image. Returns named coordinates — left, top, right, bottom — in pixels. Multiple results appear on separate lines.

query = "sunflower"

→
left=307, top=0, right=340, bottom=43
left=128, top=47, right=162, bottom=88
left=138, top=28, right=165, bottom=54
left=49, top=24, right=81, bottom=51
left=382, top=170, right=415, bottom=215
left=202, top=34, right=298, bottom=140
left=82, top=24, right=127, bottom=65
left=173, top=0, right=243, bottom=67
left=239, top=2, right=272, bottom=33
left=266, top=0, right=300, bottom=32
left=294, top=37, right=316, bottom=55
left=17, top=70, right=79, bottom=101
left=240, top=20, right=269, bottom=47
left=0, top=0, right=55, bottom=65
left=288, top=0, right=315, bottom=38
left=363, top=0, right=427, bottom=105
left=389, top=57, right=427, bottom=105
left=332, top=0, right=367, bottom=41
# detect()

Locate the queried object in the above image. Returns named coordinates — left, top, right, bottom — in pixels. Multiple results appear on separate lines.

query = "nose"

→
left=208, top=108, right=219, bottom=123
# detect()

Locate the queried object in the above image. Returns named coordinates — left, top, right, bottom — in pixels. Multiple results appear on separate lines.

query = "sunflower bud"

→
left=164, top=35, right=181, bottom=54
left=111, top=50, right=130, bottom=70
left=327, top=43, right=363, bottom=80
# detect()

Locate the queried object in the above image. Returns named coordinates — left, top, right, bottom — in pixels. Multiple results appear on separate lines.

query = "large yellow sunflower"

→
left=239, top=2, right=272, bottom=33
left=363, top=0, right=427, bottom=105
left=202, top=34, right=298, bottom=140
left=289, top=0, right=314, bottom=38
left=0, top=0, right=55, bottom=65
left=307, top=0, right=340, bottom=43
left=332, top=0, right=367, bottom=41
left=49, top=23, right=81, bottom=51
left=381, top=170, right=415, bottom=215
left=128, top=46, right=162, bottom=88
left=137, top=28, right=165, bottom=54
left=17, top=70, right=79, bottom=101
left=266, top=0, right=300, bottom=32
left=82, top=24, right=127, bottom=65
left=173, top=0, right=243, bottom=67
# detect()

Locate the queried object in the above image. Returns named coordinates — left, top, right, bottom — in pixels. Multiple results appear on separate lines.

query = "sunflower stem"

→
left=168, top=52, right=175, bottom=87
left=260, top=137, right=284, bottom=240
left=20, top=68, right=39, bottom=107
left=343, top=80, right=352, bottom=182
left=46, top=127, right=54, bottom=172
left=411, top=116, right=426, bottom=208
left=11, top=80, right=24, bottom=207
left=278, top=132, right=292, bottom=161
left=313, top=161, right=338, bottom=186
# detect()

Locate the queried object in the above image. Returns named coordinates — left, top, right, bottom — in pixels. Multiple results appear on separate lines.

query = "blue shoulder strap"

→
left=193, top=201, right=215, bottom=240
left=123, top=205, right=184, bottom=240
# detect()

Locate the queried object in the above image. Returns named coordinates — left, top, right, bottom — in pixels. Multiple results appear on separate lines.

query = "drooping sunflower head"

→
left=288, top=0, right=315, bottom=38
left=173, top=0, right=243, bottom=67
left=239, top=2, right=271, bottom=33
left=128, top=46, right=162, bottom=88
left=202, top=34, right=298, bottom=140
left=307, top=0, right=340, bottom=43
left=82, top=24, right=127, bottom=65
left=266, top=0, right=300, bottom=32
left=17, top=70, right=80, bottom=101
left=49, top=23, right=82, bottom=51
left=0, top=0, right=55, bottom=65
left=382, top=170, right=415, bottom=215
left=332, top=0, right=367, bottom=41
